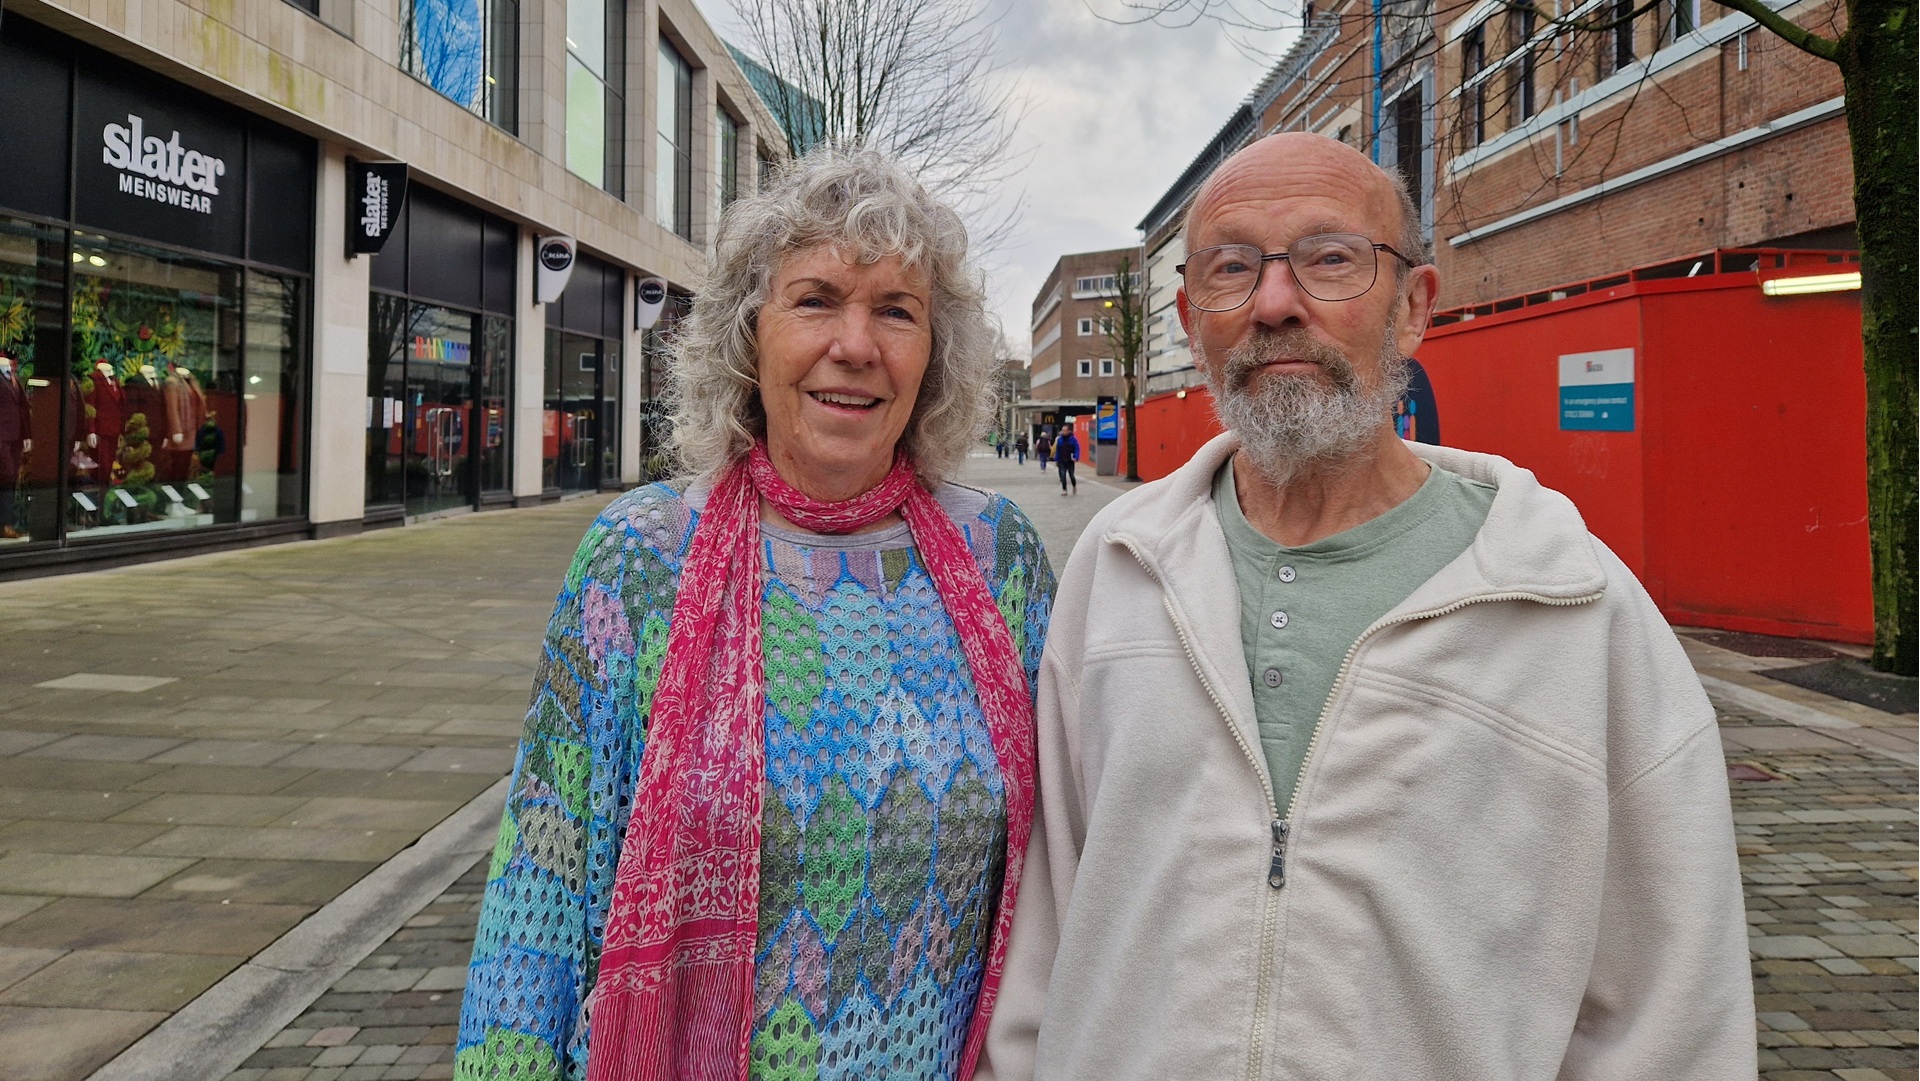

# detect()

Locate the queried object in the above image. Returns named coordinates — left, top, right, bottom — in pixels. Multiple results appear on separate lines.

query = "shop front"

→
left=543, top=254, right=625, bottom=495
left=364, top=188, right=516, bottom=521
left=0, top=20, right=314, bottom=572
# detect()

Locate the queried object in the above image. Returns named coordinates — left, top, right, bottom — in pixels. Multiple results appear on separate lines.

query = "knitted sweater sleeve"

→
left=456, top=487, right=687, bottom=1081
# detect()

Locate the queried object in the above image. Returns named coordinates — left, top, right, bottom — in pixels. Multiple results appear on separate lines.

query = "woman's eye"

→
left=882, top=306, right=915, bottom=321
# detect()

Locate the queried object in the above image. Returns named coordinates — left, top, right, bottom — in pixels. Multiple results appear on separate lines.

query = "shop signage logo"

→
left=100, top=114, right=226, bottom=215
left=635, top=277, right=668, bottom=330
left=348, top=160, right=409, bottom=255
left=535, top=236, right=577, bottom=305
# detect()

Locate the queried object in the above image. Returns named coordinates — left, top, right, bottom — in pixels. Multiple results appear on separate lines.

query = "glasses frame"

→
left=1176, top=235, right=1421, bottom=311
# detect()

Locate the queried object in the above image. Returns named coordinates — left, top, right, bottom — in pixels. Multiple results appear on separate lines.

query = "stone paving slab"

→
left=0, top=496, right=615, bottom=1081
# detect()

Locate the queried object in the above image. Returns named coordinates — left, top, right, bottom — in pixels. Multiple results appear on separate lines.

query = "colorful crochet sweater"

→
left=457, top=481, right=1056, bottom=1081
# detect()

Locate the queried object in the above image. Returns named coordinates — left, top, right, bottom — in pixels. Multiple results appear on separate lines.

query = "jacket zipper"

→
left=1122, top=534, right=1601, bottom=1077
left=1271, top=589, right=1603, bottom=880
left=1117, top=539, right=1281, bottom=1081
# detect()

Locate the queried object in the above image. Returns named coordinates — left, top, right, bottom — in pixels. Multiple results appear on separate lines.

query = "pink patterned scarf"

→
left=586, top=442, right=1034, bottom=1081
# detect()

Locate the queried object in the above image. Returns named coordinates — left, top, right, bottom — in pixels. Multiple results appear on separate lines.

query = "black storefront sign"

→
left=348, top=160, right=408, bottom=255
left=74, top=67, right=247, bottom=258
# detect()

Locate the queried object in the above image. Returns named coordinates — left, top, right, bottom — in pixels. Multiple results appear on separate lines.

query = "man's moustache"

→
left=1223, top=331, right=1355, bottom=389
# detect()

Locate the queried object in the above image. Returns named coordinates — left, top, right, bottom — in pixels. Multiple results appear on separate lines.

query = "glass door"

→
left=366, top=294, right=408, bottom=509
left=403, top=305, right=476, bottom=516
left=547, top=331, right=601, bottom=494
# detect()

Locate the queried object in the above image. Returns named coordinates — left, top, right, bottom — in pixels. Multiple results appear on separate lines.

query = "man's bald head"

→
left=1184, top=133, right=1427, bottom=271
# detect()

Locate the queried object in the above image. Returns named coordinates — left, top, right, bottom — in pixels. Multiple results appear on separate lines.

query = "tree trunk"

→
left=1841, top=0, right=1917, bottom=674
left=1124, top=370, right=1140, bottom=482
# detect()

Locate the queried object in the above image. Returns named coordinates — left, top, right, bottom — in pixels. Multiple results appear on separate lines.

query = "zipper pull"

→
left=1269, top=819, right=1289, bottom=889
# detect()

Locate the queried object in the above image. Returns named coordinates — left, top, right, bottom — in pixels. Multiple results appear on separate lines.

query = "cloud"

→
left=693, top=0, right=1295, bottom=357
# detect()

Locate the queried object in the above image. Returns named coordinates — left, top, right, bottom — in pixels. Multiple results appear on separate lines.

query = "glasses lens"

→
left=1288, top=234, right=1378, bottom=302
left=1185, top=245, right=1262, bottom=311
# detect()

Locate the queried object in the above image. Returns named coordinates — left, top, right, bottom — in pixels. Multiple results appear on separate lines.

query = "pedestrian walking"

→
left=1053, top=427, right=1080, bottom=494
left=1014, top=430, right=1029, bottom=464
left=1034, top=431, right=1052, bottom=472
left=459, top=145, right=1058, bottom=1081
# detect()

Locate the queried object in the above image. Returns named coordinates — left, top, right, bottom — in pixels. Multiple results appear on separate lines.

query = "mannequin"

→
left=160, top=360, right=206, bottom=482
left=83, top=361, right=125, bottom=479
left=0, top=353, right=30, bottom=540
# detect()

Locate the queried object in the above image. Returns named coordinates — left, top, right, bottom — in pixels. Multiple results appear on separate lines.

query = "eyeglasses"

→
left=1176, top=234, right=1419, bottom=311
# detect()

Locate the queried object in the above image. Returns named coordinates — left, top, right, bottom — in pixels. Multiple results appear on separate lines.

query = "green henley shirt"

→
left=1212, top=456, right=1496, bottom=813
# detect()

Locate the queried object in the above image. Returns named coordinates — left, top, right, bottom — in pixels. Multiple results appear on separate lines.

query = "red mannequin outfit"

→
left=0, top=359, right=31, bottom=536
left=83, top=365, right=126, bottom=472
left=160, top=364, right=206, bottom=482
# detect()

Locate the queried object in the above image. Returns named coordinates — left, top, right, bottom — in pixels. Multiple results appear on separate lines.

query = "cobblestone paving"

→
left=1725, top=708, right=1919, bottom=1080
left=223, top=858, right=486, bottom=1081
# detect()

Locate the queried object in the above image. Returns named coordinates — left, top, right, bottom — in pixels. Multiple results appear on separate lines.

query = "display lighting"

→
left=1760, top=270, right=1861, bottom=296
left=88, top=255, right=106, bottom=267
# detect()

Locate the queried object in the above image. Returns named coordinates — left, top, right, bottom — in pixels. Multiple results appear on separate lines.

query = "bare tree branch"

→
left=729, top=0, right=1028, bottom=250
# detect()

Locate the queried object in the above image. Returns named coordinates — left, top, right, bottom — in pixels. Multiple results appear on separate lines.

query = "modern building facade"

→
left=1024, top=247, right=1140, bottom=426
left=0, top=0, right=784, bottom=577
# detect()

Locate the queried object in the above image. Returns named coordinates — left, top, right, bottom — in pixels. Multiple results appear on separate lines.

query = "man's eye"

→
left=1214, top=260, right=1253, bottom=276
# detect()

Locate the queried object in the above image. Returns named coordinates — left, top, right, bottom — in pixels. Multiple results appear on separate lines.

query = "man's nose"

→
left=1248, top=259, right=1312, bottom=331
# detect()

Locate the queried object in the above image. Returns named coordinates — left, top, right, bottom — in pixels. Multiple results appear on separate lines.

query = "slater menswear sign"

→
left=348, top=160, right=409, bottom=255
left=1558, top=348, right=1636, bottom=432
left=77, top=69, right=246, bottom=256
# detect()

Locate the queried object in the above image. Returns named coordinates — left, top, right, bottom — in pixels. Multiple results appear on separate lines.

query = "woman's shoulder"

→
left=586, top=480, right=701, bottom=555
left=933, top=483, right=1050, bottom=567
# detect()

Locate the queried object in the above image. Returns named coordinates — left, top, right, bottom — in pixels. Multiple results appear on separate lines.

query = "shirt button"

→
left=1277, top=565, right=1297, bottom=583
left=1270, top=611, right=1290, bottom=630
left=1263, top=667, right=1283, bottom=688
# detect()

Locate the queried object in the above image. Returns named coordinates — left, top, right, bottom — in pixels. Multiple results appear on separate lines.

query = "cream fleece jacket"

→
left=979, top=434, right=1756, bottom=1081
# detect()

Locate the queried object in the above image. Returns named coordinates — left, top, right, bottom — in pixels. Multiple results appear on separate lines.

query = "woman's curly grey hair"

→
left=666, top=144, right=999, bottom=486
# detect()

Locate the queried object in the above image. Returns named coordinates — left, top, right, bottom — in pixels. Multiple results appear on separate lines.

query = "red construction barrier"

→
left=1127, top=249, right=1871, bottom=643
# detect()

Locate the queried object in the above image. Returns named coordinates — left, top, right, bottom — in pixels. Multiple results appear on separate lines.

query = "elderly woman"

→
left=456, top=146, right=1055, bottom=1081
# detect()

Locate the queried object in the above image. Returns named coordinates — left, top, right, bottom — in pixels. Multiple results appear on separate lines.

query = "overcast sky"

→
left=692, top=0, right=1295, bottom=358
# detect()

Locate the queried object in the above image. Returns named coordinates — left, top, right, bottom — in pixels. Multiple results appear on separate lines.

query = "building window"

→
left=1099, top=358, right=1116, bottom=377
left=1076, top=316, right=1115, bottom=336
left=1077, top=359, right=1093, bottom=377
left=403, top=0, right=520, bottom=132
left=565, top=0, right=625, bottom=195
left=1660, top=0, right=1697, bottom=47
left=1072, top=273, right=1139, bottom=295
left=1509, top=8, right=1537, bottom=121
left=717, top=107, right=741, bottom=214
left=657, top=38, right=694, bottom=240
left=1461, top=23, right=1487, bottom=146
left=1601, top=0, right=1636, bottom=76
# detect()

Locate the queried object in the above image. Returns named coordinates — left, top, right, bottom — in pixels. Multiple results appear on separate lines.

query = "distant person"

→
left=1052, top=426, right=1080, bottom=495
left=1034, top=430, right=1052, bottom=472
left=459, top=146, right=1057, bottom=1080
left=1014, top=430, right=1029, bottom=464
left=981, top=132, right=1754, bottom=1080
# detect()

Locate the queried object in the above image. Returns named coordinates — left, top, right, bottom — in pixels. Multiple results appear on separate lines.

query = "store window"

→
left=0, top=219, right=66, bottom=545
left=403, top=0, right=520, bottom=132
left=544, top=254, right=626, bottom=494
left=0, top=22, right=315, bottom=560
left=657, top=39, right=694, bottom=239
left=566, top=0, right=626, bottom=194
left=366, top=189, right=516, bottom=520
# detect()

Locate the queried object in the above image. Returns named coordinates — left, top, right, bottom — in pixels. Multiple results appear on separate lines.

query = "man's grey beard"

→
left=1199, top=326, right=1411, bottom=486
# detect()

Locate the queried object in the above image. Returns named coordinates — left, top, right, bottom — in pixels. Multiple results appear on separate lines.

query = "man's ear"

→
left=1395, top=265, right=1441, bottom=358
left=1176, top=288, right=1194, bottom=342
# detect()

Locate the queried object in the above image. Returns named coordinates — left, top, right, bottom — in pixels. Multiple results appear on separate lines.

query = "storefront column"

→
left=620, top=314, right=643, bottom=486
left=512, top=227, right=545, bottom=503
left=310, top=144, right=370, bottom=533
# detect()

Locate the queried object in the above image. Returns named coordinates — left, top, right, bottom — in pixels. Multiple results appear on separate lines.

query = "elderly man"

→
left=980, top=132, right=1755, bottom=1080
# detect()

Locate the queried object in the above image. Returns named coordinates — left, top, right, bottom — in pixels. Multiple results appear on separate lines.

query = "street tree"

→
left=727, top=0, right=1023, bottom=245
left=1101, top=255, right=1149, bottom=482
left=1105, top=0, right=1915, bottom=674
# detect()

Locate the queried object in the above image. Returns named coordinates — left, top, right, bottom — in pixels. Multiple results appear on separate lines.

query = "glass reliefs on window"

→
left=657, top=39, right=694, bottom=238
left=403, top=0, right=520, bottom=133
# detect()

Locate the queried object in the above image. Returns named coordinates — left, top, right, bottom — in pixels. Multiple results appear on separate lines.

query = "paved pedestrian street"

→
left=0, top=455, right=1911, bottom=1081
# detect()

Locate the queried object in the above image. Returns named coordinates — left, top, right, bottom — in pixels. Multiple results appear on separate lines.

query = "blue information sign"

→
left=1558, top=349, right=1635, bottom=432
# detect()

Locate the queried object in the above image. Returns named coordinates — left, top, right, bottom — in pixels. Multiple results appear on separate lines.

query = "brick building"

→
left=1137, top=0, right=1853, bottom=311
left=1023, top=247, right=1141, bottom=427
